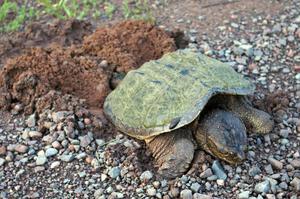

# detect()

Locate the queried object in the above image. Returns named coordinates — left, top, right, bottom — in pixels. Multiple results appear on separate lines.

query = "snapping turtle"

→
left=104, top=49, right=274, bottom=178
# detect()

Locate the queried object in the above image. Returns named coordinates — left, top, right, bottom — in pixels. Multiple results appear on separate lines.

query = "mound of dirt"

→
left=0, top=45, right=110, bottom=113
left=83, top=20, right=176, bottom=73
left=0, top=20, right=176, bottom=114
left=0, top=19, right=93, bottom=67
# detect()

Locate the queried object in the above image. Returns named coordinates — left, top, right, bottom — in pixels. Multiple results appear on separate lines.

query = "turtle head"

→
left=206, top=128, right=248, bottom=164
left=195, top=109, right=248, bottom=164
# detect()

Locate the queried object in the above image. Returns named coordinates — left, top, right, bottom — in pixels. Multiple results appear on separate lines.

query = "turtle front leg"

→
left=225, top=96, right=274, bottom=134
left=145, top=127, right=195, bottom=179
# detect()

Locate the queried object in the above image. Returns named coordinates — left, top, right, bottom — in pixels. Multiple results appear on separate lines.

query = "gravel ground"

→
left=1, top=0, right=300, bottom=198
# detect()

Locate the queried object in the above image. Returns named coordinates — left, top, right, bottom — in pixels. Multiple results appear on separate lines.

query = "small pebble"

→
left=180, top=189, right=192, bottom=199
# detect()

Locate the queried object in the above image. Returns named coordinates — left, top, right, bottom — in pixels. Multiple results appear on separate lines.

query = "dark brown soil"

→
left=0, top=20, right=176, bottom=114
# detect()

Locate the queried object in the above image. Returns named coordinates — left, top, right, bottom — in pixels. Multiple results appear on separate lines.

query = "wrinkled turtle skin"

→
left=104, top=49, right=274, bottom=178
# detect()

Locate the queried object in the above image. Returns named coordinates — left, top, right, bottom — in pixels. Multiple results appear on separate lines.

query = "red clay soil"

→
left=0, top=45, right=110, bottom=113
left=83, top=20, right=176, bottom=73
left=0, top=20, right=176, bottom=114
left=0, top=19, right=93, bottom=67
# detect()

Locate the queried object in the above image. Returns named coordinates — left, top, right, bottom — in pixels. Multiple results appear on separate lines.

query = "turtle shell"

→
left=104, top=49, right=255, bottom=140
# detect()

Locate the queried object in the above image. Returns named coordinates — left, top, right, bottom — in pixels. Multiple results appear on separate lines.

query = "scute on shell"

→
left=104, top=49, right=254, bottom=140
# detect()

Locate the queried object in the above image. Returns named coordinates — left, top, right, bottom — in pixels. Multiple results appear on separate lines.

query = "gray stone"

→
left=36, top=155, right=47, bottom=165
left=45, top=148, right=58, bottom=157
left=0, top=192, right=7, bottom=198
left=52, top=111, right=68, bottom=123
left=233, top=47, right=244, bottom=56
left=94, top=188, right=104, bottom=198
left=112, top=192, right=124, bottom=198
left=79, top=135, right=92, bottom=147
left=272, top=23, right=281, bottom=33
left=238, top=191, right=250, bottom=199
left=231, top=23, right=239, bottom=28
left=14, top=144, right=28, bottom=153
left=190, top=182, right=201, bottom=192
left=100, top=60, right=108, bottom=68
left=265, top=164, right=274, bottom=174
left=278, top=38, right=287, bottom=46
left=249, top=166, right=261, bottom=176
left=207, top=175, right=218, bottom=181
left=51, top=141, right=61, bottom=148
left=254, top=180, right=270, bottom=193
left=108, top=167, right=120, bottom=179
left=279, top=182, right=288, bottom=190
left=170, top=187, right=179, bottom=197
left=34, top=166, right=45, bottom=173
left=153, top=181, right=160, bottom=188
left=280, top=138, right=289, bottom=145
left=95, top=139, right=105, bottom=147
left=268, top=157, right=283, bottom=170
left=21, top=130, right=29, bottom=140
left=217, top=179, right=225, bottom=186
left=180, top=189, right=192, bottom=199
left=56, top=131, right=65, bottom=141
left=101, top=174, right=107, bottom=181
left=282, top=68, right=290, bottom=73
left=291, top=159, right=300, bottom=168
left=266, top=178, right=277, bottom=193
left=266, top=194, right=276, bottom=199
left=123, top=140, right=133, bottom=148
left=28, top=131, right=43, bottom=138
left=146, top=187, right=156, bottom=196
left=140, top=170, right=153, bottom=182
left=279, top=129, right=290, bottom=138
left=0, top=158, right=5, bottom=166
left=288, top=36, right=295, bottom=42
left=200, top=168, right=213, bottom=178
left=181, top=175, right=188, bottom=182
left=254, top=49, right=263, bottom=59
left=60, top=141, right=68, bottom=148
left=42, top=135, right=56, bottom=144
left=193, top=193, right=212, bottom=199
left=50, top=161, right=60, bottom=169
left=294, top=16, right=300, bottom=23
left=212, top=160, right=227, bottom=180
left=26, top=113, right=36, bottom=127
left=76, top=152, right=87, bottom=160
left=28, top=192, right=40, bottom=198
left=290, top=177, right=300, bottom=191
left=270, top=173, right=280, bottom=179
left=59, top=154, right=75, bottom=162
left=74, top=186, right=83, bottom=194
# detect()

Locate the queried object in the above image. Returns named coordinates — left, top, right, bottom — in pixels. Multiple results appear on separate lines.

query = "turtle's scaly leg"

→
left=225, top=96, right=274, bottom=134
left=145, top=128, right=195, bottom=179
